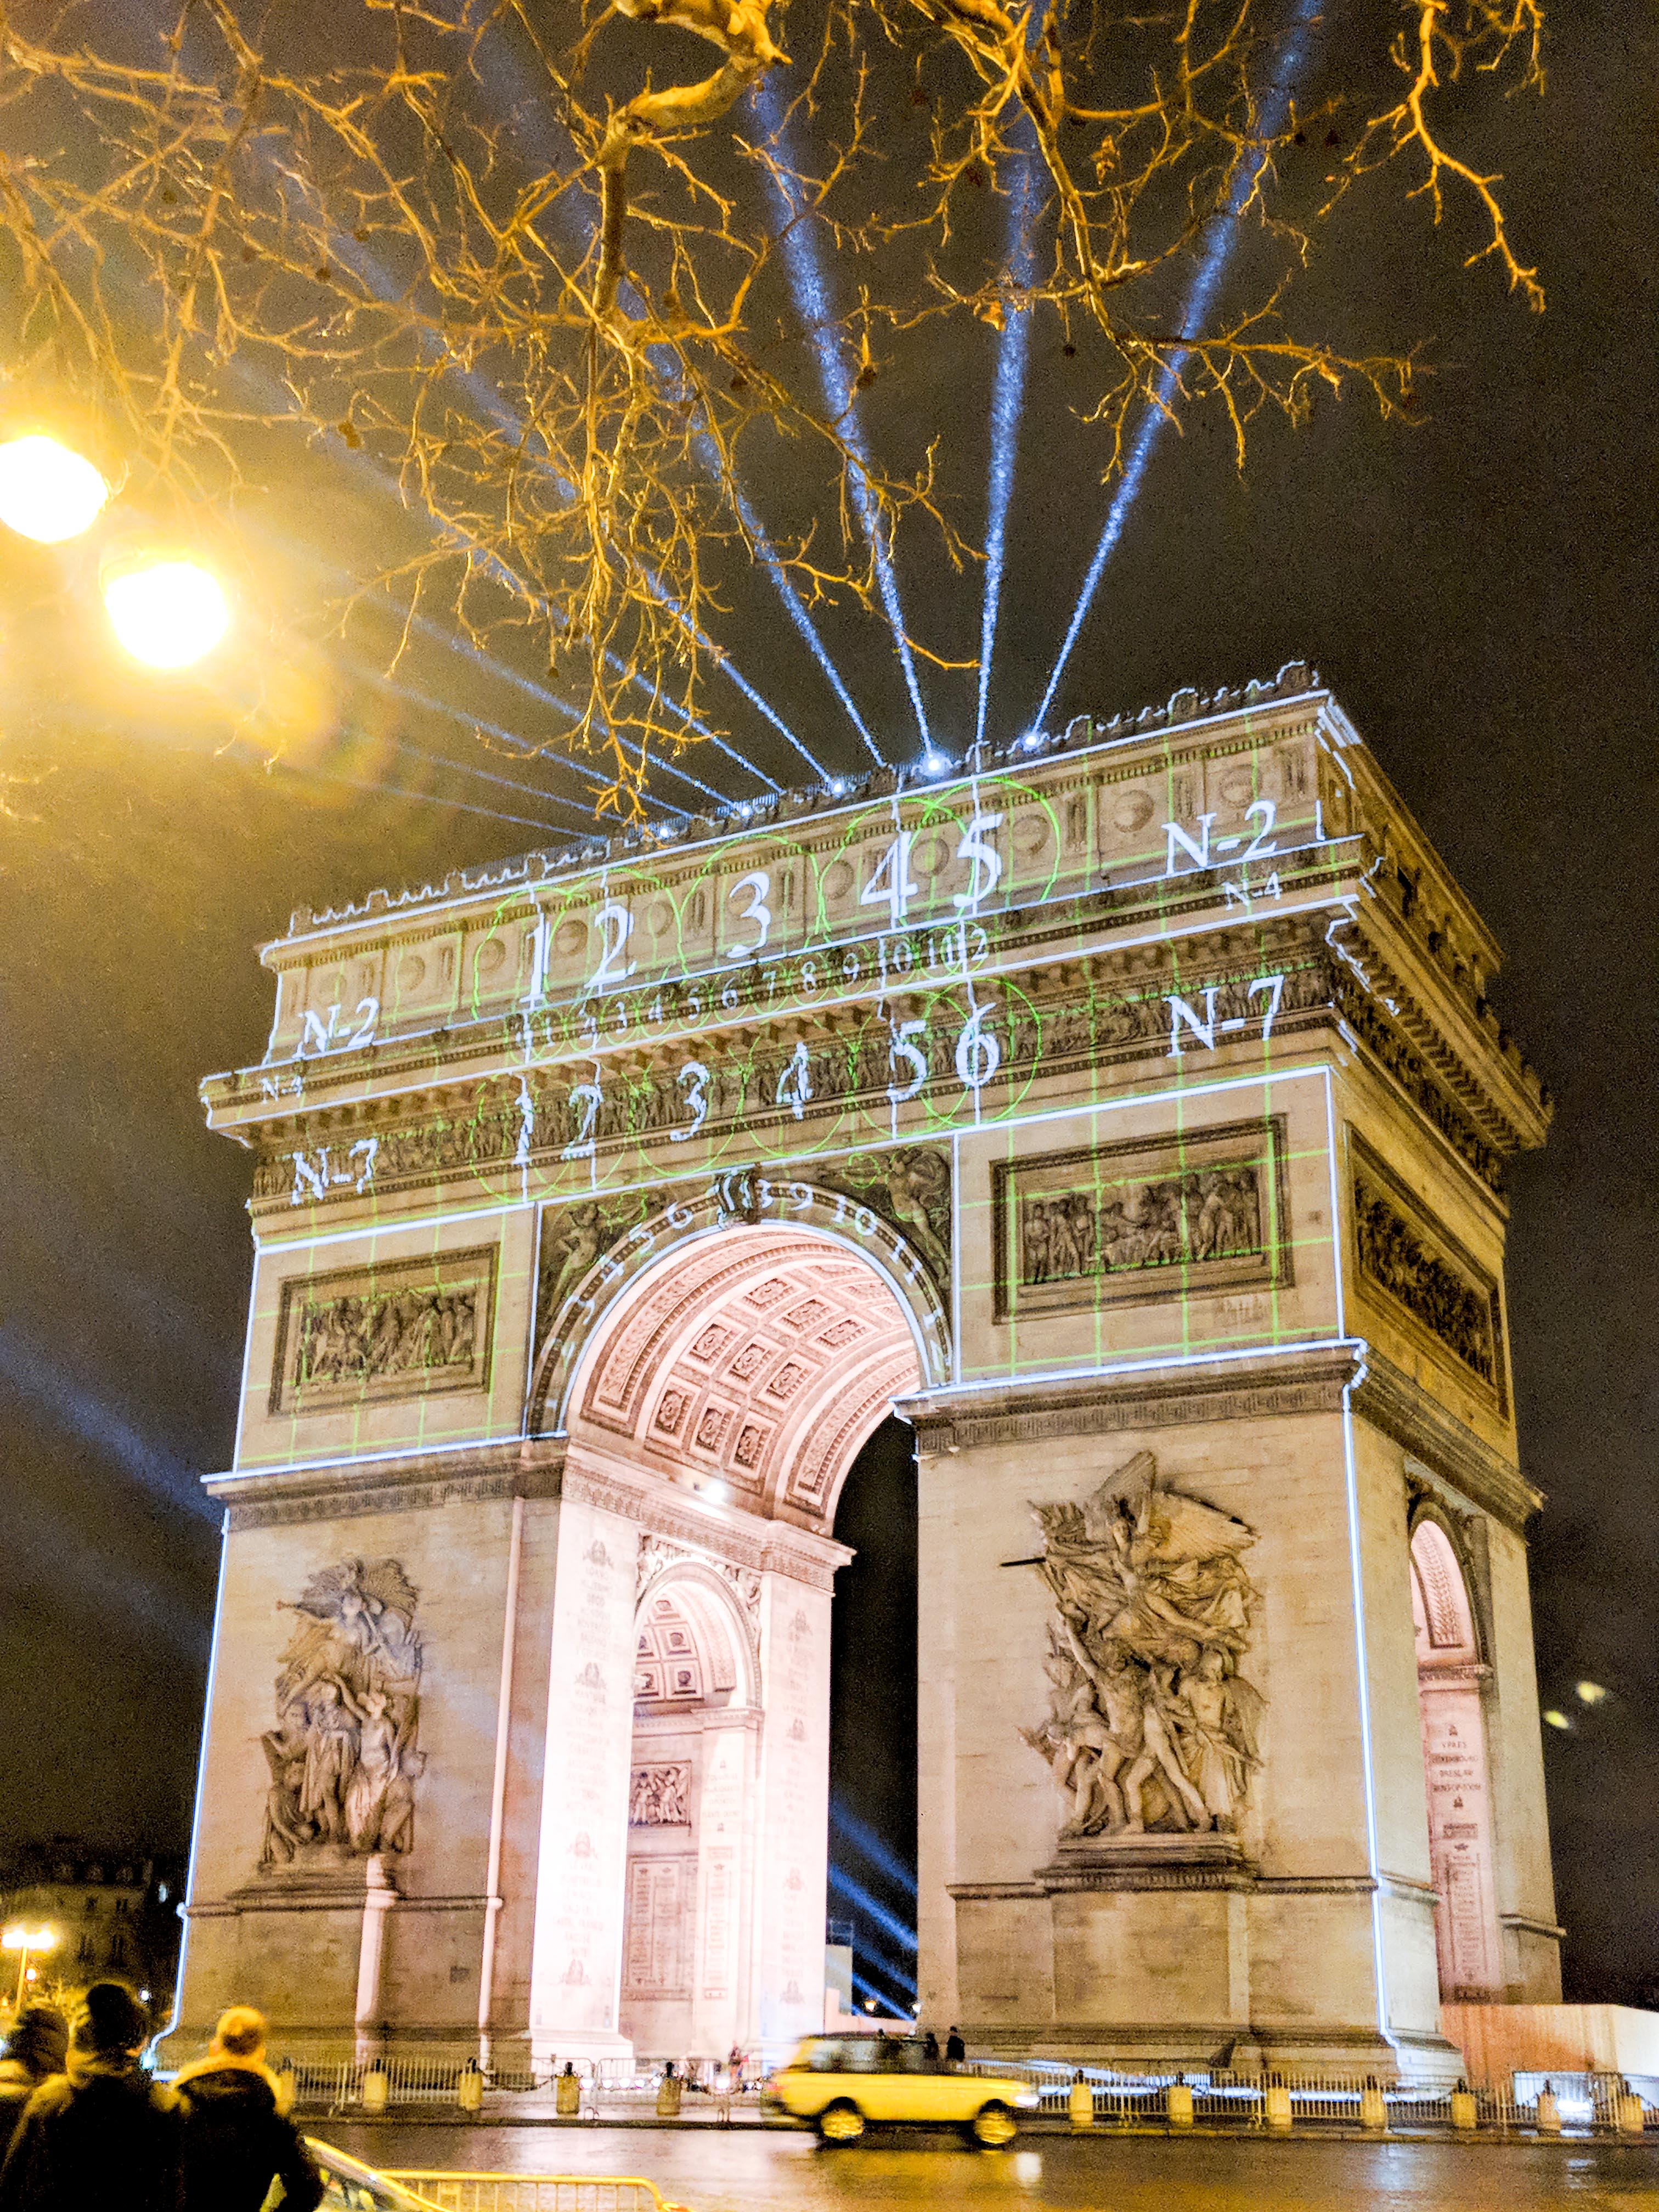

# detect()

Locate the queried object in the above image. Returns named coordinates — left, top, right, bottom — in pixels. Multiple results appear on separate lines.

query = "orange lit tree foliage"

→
left=0, top=0, right=1544, bottom=816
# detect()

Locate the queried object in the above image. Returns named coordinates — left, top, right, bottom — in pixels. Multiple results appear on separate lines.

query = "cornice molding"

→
left=208, top=1438, right=558, bottom=1532
left=1352, top=1350, right=1539, bottom=1532
left=562, top=1451, right=851, bottom=1587
left=900, top=1344, right=1364, bottom=1453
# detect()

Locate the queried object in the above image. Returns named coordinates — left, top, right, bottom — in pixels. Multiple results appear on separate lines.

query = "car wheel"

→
left=970, top=2102, right=1018, bottom=2148
left=817, top=2100, right=866, bottom=2144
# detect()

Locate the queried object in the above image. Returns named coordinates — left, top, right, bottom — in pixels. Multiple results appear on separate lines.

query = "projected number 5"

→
left=887, top=1018, right=928, bottom=1104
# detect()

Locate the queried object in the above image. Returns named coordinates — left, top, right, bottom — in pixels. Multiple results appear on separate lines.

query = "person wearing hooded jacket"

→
left=173, top=2006, right=321, bottom=2212
left=0, top=1980, right=180, bottom=2212
left=0, top=2007, right=68, bottom=2163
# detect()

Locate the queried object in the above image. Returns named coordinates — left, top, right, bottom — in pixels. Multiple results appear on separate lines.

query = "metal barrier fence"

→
left=286, top=2056, right=757, bottom=2118
left=283, top=2049, right=1659, bottom=2135
left=384, top=2179, right=682, bottom=2212
left=963, top=2058, right=1658, bottom=2132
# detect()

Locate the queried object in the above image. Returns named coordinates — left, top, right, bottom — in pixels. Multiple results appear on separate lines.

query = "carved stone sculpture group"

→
left=261, top=1557, right=426, bottom=1866
left=1354, top=1175, right=1497, bottom=1386
left=629, top=1764, right=692, bottom=1826
left=295, top=1286, right=477, bottom=1390
left=1024, top=1455, right=1264, bottom=1840
left=1019, top=1164, right=1261, bottom=1286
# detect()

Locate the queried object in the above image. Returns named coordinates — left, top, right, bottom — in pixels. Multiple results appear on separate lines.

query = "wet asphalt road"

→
left=321, top=2119, right=1659, bottom=2210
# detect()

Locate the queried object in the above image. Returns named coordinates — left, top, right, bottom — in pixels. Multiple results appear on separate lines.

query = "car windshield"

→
left=309, top=2140, right=441, bottom=2211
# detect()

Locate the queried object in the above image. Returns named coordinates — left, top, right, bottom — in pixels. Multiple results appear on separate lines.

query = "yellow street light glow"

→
left=1, top=1925, right=55, bottom=1951
left=1541, top=1709, right=1571, bottom=1731
left=0, top=435, right=109, bottom=543
left=104, top=558, right=229, bottom=669
left=1576, top=1680, right=1608, bottom=1705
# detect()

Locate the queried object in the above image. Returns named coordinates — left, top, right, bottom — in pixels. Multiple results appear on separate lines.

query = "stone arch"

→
left=1409, top=1513, right=1503, bottom=2000
left=524, top=1173, right=951, bottom=1449
left=566, top=1219, right=926, bottom=1533
left=622, top=1559, right=765, bottom=2055
left=634, top=1550, right=763, bottom=1713
left=528, top=1214, right=936, bottom=2066
left=1408, top=1509, right=1485, bottom=1665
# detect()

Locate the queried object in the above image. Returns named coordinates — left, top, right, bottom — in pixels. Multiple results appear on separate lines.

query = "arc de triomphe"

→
left=169, top=664, right=1561, bottom=2079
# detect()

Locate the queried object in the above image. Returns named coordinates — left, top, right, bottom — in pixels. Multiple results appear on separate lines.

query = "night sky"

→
left=0, top=3, right=1653, bottom=2009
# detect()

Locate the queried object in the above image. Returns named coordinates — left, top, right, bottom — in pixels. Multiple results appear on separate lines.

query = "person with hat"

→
left=0, top=1980, right=180, bottom=2212
left=0, top=2007, right=68, bottom=2162
left=173, top=2005, right=320, bottom=2212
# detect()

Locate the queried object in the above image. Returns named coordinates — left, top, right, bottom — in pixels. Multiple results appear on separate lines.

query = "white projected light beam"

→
left=752, top=75, right=930, bottom=758
left=1032, top=0, right=1325, bottom=731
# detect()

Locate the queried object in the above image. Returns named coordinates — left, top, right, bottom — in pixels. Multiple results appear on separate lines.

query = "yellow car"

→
left=764, top=2035, right=1040, bottom=2145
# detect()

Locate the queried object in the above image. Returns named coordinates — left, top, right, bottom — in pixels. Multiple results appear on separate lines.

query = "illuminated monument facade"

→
left=174, top=665, right=1560, bottom=2078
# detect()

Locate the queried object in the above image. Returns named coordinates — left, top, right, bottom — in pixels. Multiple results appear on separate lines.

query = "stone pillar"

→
left=690, top=1708, right=760, bottom=2061
left=526, top=1488, right=641, bottom=2066
left=354, top=1856, right=397, bottom=2064
left=750, top=1571, right=833, bottom=2061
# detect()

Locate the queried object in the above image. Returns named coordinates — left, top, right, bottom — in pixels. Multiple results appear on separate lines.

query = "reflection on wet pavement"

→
left=320, top=2121, right=1659, bottom=2211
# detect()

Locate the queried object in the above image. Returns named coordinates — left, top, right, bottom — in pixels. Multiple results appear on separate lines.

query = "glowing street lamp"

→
left=103, top=557, right=229, bottom=670
left=0, top=436, right=109, bottom=543
left=2, top=1925, right=57, bottom=2007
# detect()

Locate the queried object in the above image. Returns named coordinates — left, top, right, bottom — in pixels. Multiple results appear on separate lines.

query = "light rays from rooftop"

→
left=1030, top=0, right=1326, bottom=733
left=752, top=73, right=933, bottom=761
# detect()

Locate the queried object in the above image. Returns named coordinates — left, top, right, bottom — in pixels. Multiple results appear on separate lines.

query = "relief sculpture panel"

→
left=259, top=1557, right=425, bottom=1867
left=629, top=1763, right=692, bottom=1827
left=994, top=1116, right=1288, bottom=1322
left=269, top=1245, right=497, bottom=1414
left=1350, top=1132, right=1504, bottom=1405
left=1023, top=1454, right=1263, bottom=1841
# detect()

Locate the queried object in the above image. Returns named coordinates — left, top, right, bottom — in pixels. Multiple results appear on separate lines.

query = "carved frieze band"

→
left=994, top=1115, right=1290, bottom=1323
left=1348, top=1133, right=1505, bottom=1407
left=268, top=1245, right=498, bottom=1417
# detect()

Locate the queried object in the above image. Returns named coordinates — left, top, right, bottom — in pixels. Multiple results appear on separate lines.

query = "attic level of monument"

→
left=202, top=674, right=1547, bottom=1237
left=177, top=662, right=1562, bottom=2077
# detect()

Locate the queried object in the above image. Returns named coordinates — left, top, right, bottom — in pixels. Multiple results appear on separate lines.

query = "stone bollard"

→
left=1166, top=2077, right=1194, bottom=2130
left=657, top=2068, right=683, bottom=2119
left=361, top=2067, right=389, bottom=2116
left=1535, top=2084, right=1561, bottom=2136
left=1450, top=2085, right=1478, bottom=2132
left=1069, top=2072, right=1095, bottom=2131
left=556, top=2067, right=581, bottom=2117
left=1359, top=2080, right=1388, bottom=2133
left=458, top=2063, right=484, bottom=2115
left=1265, top=2079, right=1293, bottom=2132
left=1616, top=2090, right=1647, bottom=2136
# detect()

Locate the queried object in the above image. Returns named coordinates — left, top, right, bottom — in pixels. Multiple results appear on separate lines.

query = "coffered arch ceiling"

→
left=566, top=1225, right=922, bottom=1534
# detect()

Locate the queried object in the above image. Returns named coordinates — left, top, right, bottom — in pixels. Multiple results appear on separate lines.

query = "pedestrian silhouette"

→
left=0, top=2007, right=67, bottom=2164
left=0, top=1982, right=179, bottom=2212
left=174, top=2006, right=321, bottom=2212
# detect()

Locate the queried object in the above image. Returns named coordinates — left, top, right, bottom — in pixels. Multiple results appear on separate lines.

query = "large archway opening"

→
left=1411, top=1518, right=1504, bottom=2001
left=528, top=1216, right=933, bottom=2066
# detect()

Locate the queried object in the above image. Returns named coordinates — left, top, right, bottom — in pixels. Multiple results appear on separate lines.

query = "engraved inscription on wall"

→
left=1349, top=1135, right=1503, bottom=1403
left=270, top=1244, right=498, bottom=1415
left=623, top=1858, right=693, bottom=1996
left=994, top=1116, right=1289, bottom=1322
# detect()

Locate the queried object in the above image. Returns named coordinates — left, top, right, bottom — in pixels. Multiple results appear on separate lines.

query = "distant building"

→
left=0, top=1843, right=183, bottom=2014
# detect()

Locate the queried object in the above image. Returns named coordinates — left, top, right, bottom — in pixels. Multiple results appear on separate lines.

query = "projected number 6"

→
left=887, top=1018, right=928, bottom=1104
left=955, top=1000, right=1001, bottom=1091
